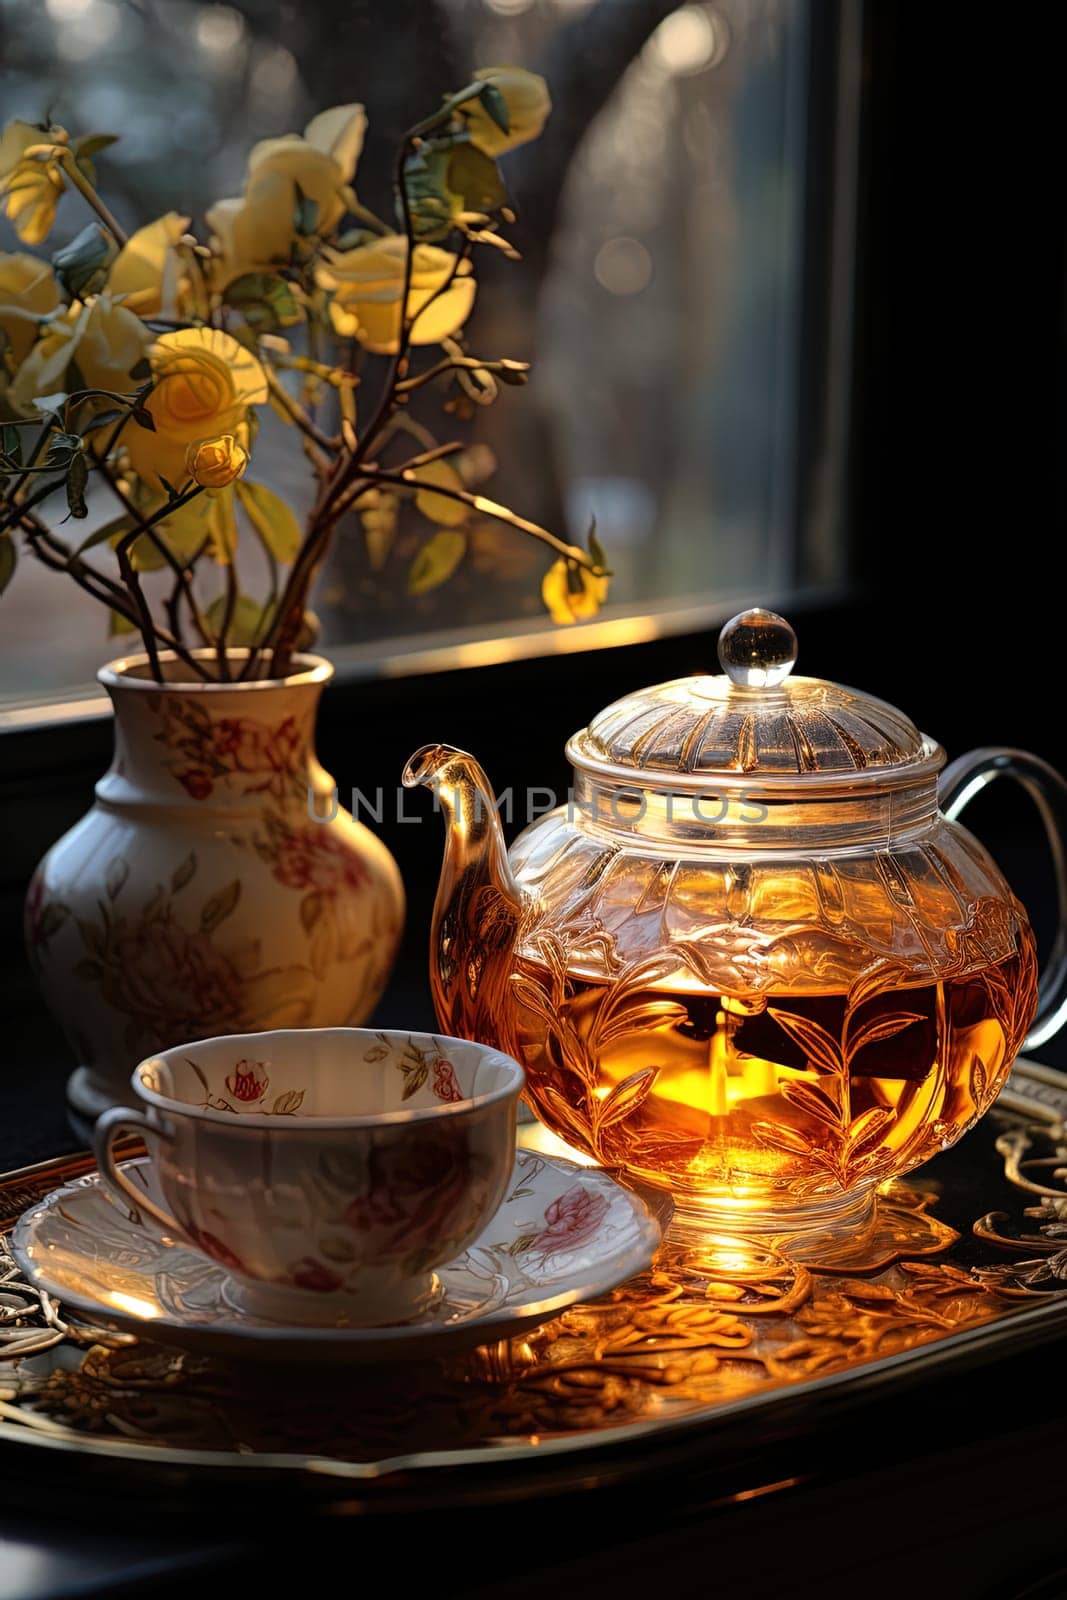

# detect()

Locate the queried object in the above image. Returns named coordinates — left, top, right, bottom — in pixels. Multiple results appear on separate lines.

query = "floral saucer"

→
left=12, top=1152, right=662, bottom=1363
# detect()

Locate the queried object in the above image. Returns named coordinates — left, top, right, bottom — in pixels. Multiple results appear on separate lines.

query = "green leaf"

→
left=402, top=145, right=455, bottom=243
left=292, top=182, right=319, bottom=237
left=224, top=273, right=302, bottom=332
left=206, top=489, right=238, bottom=564
left=131, top=407, right=155, bottom=431
left=235, top=480, right=302, bottom=563
left=358, top=488, right=398, bottom=571
left=407, top=528, right=466, bottom=595
left=587, top=517, right=608, bottom=572
left=83, top=407, right=125, bottom=434
left=65, top=452, right=89, bottom=520
left=271, top=1088, right=305, bottom=1115
left=74, top=133, right=119, bottom=161
left=333, top=227, right=377, bottom=250
left=75, top=514, right=131, bottom=555
left=51, top=222, right=113, bottom=299
left=446, top=143, right=508, bottom=215
left=129, top=357, right=152, bottom=382
left=204, top=592, right=271, bottom=647
left=200, top=879, right=242, bottom=935
left=108, top=607, right=137, bottom=637
left=0, top=535, right=15, bottom=596
left=478, top=81, right=510, bottom=135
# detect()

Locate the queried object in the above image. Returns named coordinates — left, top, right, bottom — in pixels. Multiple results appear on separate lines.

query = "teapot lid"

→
left=568, top=609, right=940, bottom=792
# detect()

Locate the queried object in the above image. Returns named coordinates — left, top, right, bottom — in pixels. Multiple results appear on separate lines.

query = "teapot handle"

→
left=940, top=747, right=1067, bottom=1051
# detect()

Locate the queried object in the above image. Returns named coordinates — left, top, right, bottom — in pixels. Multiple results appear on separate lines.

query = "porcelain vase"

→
left=25, top=652, right=405, bottom=1121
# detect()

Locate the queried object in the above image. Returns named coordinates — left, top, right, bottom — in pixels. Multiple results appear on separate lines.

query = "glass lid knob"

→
left=718, top=608, right=798, bottom=689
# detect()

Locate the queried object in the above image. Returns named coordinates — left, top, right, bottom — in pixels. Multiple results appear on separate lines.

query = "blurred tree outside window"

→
left=0, top=0, right=845, bottom=706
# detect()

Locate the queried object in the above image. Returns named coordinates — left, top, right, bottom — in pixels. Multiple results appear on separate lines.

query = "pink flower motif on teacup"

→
left=345, top=1125, right=473, bottom=1251
left=432, top=1057, right=464, bottom=1103
left=185, top=1222, right=246, bottom=1275
left=226, top=1059, right=269, bottom=1103
left=531, top=1184, right=609, bottom=1254
left=291, top=1258, right=343, bottom=1294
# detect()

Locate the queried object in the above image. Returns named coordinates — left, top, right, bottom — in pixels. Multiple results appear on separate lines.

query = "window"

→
left=0, top=0, right=855, bottom=713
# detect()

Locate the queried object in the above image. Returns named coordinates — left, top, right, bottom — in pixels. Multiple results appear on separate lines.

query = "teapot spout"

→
left=402, top=744, right=523, bottom=1044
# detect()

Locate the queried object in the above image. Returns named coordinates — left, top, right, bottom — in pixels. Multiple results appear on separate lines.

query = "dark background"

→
left=0, top=4, right=1065, bottom=1594
left=2, top=0, right=1066, bottom=1150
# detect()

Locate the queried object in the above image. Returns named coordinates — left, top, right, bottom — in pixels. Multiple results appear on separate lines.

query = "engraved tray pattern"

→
left=0, top=1061, right=1064, bottom=1499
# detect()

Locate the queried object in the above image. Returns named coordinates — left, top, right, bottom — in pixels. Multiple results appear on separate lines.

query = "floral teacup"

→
left=92, top=1028, right=524, bottom=1327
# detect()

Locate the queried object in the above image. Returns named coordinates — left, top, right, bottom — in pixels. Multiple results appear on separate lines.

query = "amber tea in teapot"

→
left=406, top=610, right=1061, bottom=1258
left=510, top=934, right=1033, bottom=1211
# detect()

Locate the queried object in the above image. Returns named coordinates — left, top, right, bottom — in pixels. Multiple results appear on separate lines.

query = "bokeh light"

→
left=649, top=5, right=728, bottom=76
left=45, top=0, right=94, bottom=18
left=252, top=46, right=298, bottom=98
left=594, top=236, right=654, bottom=297
left=195, top=5, right=245, bottom=53
left=54, top=0, right=119, bottom=62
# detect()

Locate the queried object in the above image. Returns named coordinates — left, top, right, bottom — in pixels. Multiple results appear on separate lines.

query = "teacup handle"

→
left=941, top=746, right=1067, bottom=1051
left=92, top=1106, right=184, bottom=1235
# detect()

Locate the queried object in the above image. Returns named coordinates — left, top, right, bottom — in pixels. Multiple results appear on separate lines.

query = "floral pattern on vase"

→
left=48, top=851, right=317, bottom=1053
left=254, top=813, right=385, bottom=980
left=149, top=695, right=306, bottom=803
left=27, top=653, right=405, bottom=1119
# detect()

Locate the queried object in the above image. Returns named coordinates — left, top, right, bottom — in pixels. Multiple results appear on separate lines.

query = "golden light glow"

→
left=696, top=1235, right=765, bottom=1274
left=516, top=1118, right=598, bottom=1167
left=108, top=1291, right=161, bottom=1320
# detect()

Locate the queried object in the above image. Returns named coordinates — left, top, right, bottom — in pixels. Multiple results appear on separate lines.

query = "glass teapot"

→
left=404, top=609, right=1067, bottom=1253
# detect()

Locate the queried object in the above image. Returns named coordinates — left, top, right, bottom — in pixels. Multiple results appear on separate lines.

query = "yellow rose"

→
left=0, top=121, right=66, bottom=245
left=76, top=298, right=153, bottom=395
left=123, top=326, right=267, bottom=491
left=316, top=236, right=475, bottom=353
left=107, top=213, right=191, bottom=317
left=0, top=253, right=60, bottom=372
left=185, top=433, right=249, bottom=489
left=206, top=104, right=366, bottom=286
left=463, top=69, right=551, bottom=157
left=541, top=557, right=609, bottom=625
left=8, top=296, right=151, bottom=414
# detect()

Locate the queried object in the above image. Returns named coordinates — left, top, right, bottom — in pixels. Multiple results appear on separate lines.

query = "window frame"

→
left=0, top=0, right=861, bottom=740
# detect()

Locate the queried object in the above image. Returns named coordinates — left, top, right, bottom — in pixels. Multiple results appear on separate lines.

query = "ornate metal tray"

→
left=0, top=1061, right=1065, bottom=1506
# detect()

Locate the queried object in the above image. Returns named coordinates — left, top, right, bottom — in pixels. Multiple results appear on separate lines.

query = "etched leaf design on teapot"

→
left=751, top=1004, right=923, bottom=1188
left=509, top=898, right=1036, bottom=1202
